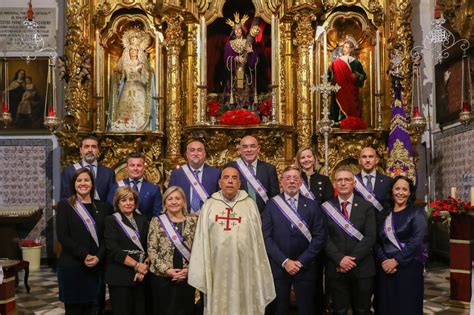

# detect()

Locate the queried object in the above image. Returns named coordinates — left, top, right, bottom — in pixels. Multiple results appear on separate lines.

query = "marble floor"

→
left=10, top=263, right=471, bottom=314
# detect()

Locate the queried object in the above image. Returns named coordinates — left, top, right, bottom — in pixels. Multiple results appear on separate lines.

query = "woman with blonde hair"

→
left=295, top=147, right=333, bottom=315
left=104, top=186, right=149, bottom=315
left=148, top=186, right=198, bottom=315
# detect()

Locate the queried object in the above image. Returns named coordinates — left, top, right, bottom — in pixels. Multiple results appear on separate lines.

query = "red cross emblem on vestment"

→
left=215, top=207, right=241, bottom=231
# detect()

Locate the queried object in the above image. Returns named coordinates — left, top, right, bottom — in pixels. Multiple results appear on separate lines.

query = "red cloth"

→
left=332, top=58, right=361, bottom=117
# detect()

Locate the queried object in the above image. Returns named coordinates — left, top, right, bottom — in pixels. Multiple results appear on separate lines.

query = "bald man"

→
left=355, top=147, right=393, bottom=212
left=225, top=135, right=279, bottom=213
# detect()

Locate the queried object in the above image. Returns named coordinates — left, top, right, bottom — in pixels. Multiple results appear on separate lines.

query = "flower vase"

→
left=20, top=245, right=42, bottom=270
left=210, top=116, right=217, bottom=125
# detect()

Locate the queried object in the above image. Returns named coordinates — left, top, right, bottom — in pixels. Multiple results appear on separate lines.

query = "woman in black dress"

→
left=56, top=168, right=111, bottom=315
left=374, top=176, right=427, bottom=315
left=148, top=186, right=197, bottom=315
left=105, top=186, right=149, bottom=315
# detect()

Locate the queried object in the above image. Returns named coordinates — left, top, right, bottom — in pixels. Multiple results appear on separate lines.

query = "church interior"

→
left=0, top=0, right=473, bottom=313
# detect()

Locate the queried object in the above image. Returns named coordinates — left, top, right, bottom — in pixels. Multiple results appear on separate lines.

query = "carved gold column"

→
left=184, top=22, right=199, bottom=126
left=293, top=12, right=315, bottom=149
left=64, top=0, right=92, bottom=132
left=164, top=14, right=185, bottom=161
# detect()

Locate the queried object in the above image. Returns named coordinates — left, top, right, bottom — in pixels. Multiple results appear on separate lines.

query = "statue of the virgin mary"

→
left=108, top=29, right=157, bottom=132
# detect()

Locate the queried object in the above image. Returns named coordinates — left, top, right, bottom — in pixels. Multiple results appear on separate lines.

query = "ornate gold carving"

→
left=201, top=0, right=274, bottom=24
left=184, top=23, right=199, bottom=126
left=440, top=0, right=474, bottom=40
left=315, top=130, right=388, bottom=178
left=294, top=11, right=315, bottom=149
left=64, top=1, right=93, bottom=132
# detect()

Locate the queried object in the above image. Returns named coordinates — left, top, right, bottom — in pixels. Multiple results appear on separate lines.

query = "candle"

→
left=96, top=30, right=100, bottom=95
left=200, top=16, right=207, bottom=85
left=451, top=187, right=457, bottom=199
left=4, top=59, right=8, bottom=111
left=323, top=29, right=328, bottom=70
left=271, top=14, right=276, bottom=85
left=470, top=187, right=474, bottom=206
left=155, top=31, right=160, bottom=96
left=375, top=30, right=380, bottom=92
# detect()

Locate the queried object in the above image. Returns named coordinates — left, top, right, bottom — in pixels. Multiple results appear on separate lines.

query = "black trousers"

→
left=64, top=303, right=97, bottom=315
left=108, top=285, right=146, bottom=315
left=149, top=273, right=195, bottom=315
left=328, top=273, right=373, bottom=315
left=268, top=277, right=315, bottom=315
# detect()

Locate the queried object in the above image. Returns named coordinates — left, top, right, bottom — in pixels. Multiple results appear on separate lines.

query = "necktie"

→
left=131, top=180, right=139, bottom=193
left=247, top=164, right=257, bottom=201
left=288, top=197, right=297, bottom=228
left=365, top=175, right=374, bottom=192
left=190, top=170, right=201, bottom=212
left=86, top=164, right=95, bottom=179
left=341, top=201, right=349, bottom=219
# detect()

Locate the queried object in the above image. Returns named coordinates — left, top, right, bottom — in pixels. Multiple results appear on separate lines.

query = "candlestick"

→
left=323, top=29, right=328, bottom=70
left=375, top=30, right=381, bottom=91
left=451, top=187, right=457, bottom=199
left=4, top=59, right=8, bottom=111
left=471, top=187, right=474, bottom=206
left=200, top=16, right=207, bottom=85
left=96, top=30, right=100, bottom=95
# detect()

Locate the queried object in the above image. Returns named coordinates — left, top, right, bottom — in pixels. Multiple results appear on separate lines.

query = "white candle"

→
left=271, top=14, right=276, bottom=85
left=470, top=187, right=474, bottom=206
left=451, top=187, right=457, bottom=199
left=323, top=29, right=328, bottom=70
left=375, top=30, right=381, bottom=92
left=155, top=31, right=160, bottom=96
left=200, top=16, right=206, bottom=85
left=96, top=30, right=100, bottom=95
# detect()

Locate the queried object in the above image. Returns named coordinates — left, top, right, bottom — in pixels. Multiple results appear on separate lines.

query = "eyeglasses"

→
left=335, top=177, right=354, bottom=183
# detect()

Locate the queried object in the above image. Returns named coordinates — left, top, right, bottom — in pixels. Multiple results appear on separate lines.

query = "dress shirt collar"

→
left=338, top=193, right=354, bottom=206
left=284, top=193, right=299, bottom=203
left=361, top=169, right=376, bottom=178
left=81, top=160, right=98, bottom=167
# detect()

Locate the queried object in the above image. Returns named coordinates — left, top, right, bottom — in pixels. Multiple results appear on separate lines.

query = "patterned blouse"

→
left=147, top=215, right=197, bottom=277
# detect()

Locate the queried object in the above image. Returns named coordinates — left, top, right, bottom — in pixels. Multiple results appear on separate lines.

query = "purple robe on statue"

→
left=224, top=38, right=258, bottom=108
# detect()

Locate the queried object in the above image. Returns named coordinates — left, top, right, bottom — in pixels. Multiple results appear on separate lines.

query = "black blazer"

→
left=56, top=199, right=111, bottom=268
left=301, top=172, right=334, bottom=204
left=104, top=212, right=149, bottom=287
left=324, top=195, right=376, bottom=278
left=226, top=159, right=279, bottom=213
left=355, top=171, right=394, bottom=208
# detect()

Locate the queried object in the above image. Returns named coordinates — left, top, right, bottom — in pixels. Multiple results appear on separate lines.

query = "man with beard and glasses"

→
left=61, top=135, right=115, bottom=201
left=169, top=139, right=220, bottom=215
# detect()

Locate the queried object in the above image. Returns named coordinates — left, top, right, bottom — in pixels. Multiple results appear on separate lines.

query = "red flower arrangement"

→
left=340, top=116, right=367, bottom=130
left=208, top=100, right=220, bottom=117
left=428, top=197, right=473, bottom=223
left=220, top=109, right=260, bottom=125
left=259, top=98, right=272, bottom=117
left=18, top=239, right=42, bottom=247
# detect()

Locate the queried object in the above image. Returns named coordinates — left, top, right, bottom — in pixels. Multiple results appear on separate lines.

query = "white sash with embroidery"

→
left=299, top=182, right=315, bottom=201
left=70, top=200, right=100, bottom=247
left=157, top=214, right=191, bottom=262
left=384, top=212, right=404, bottom=250
left=354, top=176, right=383, bottom=211
left=73, top=162, right=100, bottom=200
left=181, top=164, right=210, bottom=203
left=273, top=195, right=312, bottom=242
left=112, top=212, right=144, bottom=252
left=235, top=158, right=269, bottom=203
left=321, top=201, right=364, bottom=241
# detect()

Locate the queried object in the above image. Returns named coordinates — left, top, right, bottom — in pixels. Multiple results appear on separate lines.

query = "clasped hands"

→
left=166, top=268, right=188, bottom=283
left=133, top=258, right=149, bottom=282
left=84, top=254, right=99, bottom=268
left=284, top=259, right=303, bottom=276
left=337, top=256, right=357, bottom=273
left=381, top=258, right=398, bottom=274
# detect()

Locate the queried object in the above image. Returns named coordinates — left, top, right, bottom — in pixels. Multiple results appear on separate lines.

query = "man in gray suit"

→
left=321, top=166, right=376, bottom=315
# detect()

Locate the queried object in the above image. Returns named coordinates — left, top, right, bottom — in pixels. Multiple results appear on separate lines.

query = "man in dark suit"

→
left=226, top=135, right=279, bottom=213
left=356, top=147, right=393, bottom=209
left=107, top=153, right=162, bottom=221
left=60, top=135, right=115, bottom=201
left=263, top=166, right=326, bottom=315
left=169, top=139, right=220, bottom=214
left=322, top=166, right=376, bottom=315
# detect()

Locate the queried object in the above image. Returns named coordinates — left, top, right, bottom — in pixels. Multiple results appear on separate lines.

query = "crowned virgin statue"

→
left=108, top=29, right=157, bottom=132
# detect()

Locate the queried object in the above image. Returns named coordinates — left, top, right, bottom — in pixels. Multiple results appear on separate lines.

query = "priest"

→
left=188, top=166, right=276, bottom=315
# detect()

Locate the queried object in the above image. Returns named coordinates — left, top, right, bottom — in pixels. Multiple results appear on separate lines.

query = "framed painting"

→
left=0, top=58, right=49, bottom=131
left=435, top=48, right=473, bottom=126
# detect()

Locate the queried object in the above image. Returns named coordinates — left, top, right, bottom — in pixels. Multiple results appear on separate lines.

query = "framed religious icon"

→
left=435, top=48, right=473, bottom=126
left=0, top=58, right=49, bottom=131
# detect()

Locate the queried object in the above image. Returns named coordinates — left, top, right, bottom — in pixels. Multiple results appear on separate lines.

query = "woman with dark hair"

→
left=56, top=168, right=111, bottom=315
left=104, top=186, right=149, bottom=315
left=148, top=186, right=197, bottom=315
left=374, top=175, right=427, bottom=315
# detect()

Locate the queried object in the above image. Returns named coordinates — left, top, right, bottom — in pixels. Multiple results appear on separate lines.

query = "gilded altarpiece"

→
left=59, top=0, right=416, bottom=179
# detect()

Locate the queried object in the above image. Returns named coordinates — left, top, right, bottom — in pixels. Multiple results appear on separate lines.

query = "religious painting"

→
left=435, top=48, right=473, bottom=126
left=0, top=58, right=49, bottom=130
left=206, top=0, right=271, bottom=114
